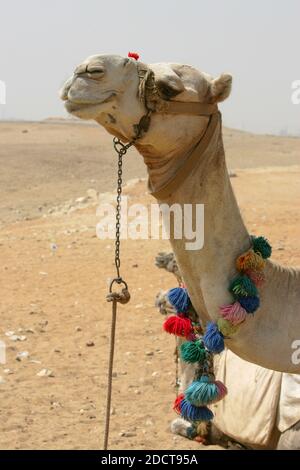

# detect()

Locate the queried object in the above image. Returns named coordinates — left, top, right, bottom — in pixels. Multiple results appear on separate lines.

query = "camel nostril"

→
left=59, top=88, right=69, bottom=101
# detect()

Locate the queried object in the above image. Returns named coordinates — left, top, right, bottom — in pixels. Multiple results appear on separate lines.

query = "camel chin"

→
left=64, top=100, right=106, bottom=120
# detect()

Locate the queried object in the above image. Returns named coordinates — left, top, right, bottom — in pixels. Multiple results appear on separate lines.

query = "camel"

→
left=155, top=252, right=300, bottom=449
left=60, top=53, right=300, bottom=373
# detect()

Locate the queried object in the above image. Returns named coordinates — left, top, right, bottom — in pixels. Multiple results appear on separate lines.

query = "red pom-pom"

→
left=128, top=52, right=140, bottom=61
left=163, top=314, right=192, bottom=338
left=173, top=393, right=184, bottom=414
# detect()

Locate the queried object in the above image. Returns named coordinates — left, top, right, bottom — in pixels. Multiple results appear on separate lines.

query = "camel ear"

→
left=154, top=68, right=185, bottom=100
left=209, top=73, right=232, bottom=103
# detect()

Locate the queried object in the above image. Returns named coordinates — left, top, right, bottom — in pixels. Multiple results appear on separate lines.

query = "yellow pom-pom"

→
left=236, top=249, right=265, bottom=272
left=217, top=318, right=239, bottom=337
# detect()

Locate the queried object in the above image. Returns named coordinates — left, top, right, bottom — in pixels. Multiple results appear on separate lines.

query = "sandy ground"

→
left=0, top=120, right=299, bottom=450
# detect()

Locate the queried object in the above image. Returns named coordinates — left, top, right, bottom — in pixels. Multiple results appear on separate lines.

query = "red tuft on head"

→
left=128, top=52, right=140, bottom=61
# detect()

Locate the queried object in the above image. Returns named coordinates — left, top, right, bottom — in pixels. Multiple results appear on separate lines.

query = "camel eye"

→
left=86, top=65, right=105, bottom=80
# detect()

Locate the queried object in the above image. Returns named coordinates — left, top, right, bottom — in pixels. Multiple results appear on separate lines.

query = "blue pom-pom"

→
left=203, top=322, right=225, bottom=354
left=185, top=377, right=219, bottom=406
left=180, top=399, right=214, bottom=422
left=167, top=287, right=190, bottom=313
left=239, top=296, right=260, bottom=313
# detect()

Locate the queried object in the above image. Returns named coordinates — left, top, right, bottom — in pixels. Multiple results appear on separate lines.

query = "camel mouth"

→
left=64, top=93, right=116, bottom=114
left=64, top=100, right=99, bottom=113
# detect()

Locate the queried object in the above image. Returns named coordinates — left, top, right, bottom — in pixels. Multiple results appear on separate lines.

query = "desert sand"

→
left=0, top=120, right=299, bottom=450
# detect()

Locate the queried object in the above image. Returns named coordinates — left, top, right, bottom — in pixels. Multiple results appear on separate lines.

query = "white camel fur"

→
left=61, top=54, right=300, bottom=373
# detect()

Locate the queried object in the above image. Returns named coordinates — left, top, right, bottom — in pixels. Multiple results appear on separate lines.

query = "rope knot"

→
left=106, top=288, right=130, bottom=304
left=107, top=278, right=130, bottom=304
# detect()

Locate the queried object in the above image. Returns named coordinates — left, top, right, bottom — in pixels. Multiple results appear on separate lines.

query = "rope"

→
left=103, top=298, right=117, bottom=451
left=175, top=338, right=179, bottom=397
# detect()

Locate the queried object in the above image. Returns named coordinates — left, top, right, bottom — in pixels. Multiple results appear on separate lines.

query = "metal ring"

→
left=109, top=277, right=128, bottom=293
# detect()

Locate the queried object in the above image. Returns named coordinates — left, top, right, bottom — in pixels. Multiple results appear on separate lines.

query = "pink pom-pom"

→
left=245, top=269, right=265, bottom=287
left=219, top=302, right=247, bottom=326
left=215, top=381, right=228, bottom=400
left=163, top=314, right=192, bottom=338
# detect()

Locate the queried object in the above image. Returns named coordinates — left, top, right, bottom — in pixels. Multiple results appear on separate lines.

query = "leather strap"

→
left=148, top=111, right=220, bottom=200
left=156, top=101, right=218, bottom=116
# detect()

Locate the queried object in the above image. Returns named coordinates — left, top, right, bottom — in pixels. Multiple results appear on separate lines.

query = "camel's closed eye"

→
left=86, top=65, right=105, bottom=80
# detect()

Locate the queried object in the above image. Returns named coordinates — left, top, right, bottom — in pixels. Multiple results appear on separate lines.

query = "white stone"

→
left=36, top=368, right=54, bottom=377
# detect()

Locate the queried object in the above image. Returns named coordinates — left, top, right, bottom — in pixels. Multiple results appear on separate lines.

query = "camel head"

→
left=61, top=54, right=232, bottom=168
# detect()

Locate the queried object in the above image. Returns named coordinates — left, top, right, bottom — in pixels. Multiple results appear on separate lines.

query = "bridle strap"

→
left=148, top=111, right=221, bottom=200
left=133, top=62, right=221, bottom=199
left=156, top=101, right=218, bottom=116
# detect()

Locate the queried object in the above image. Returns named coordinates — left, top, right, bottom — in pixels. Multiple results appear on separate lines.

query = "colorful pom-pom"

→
left=245, top=269, right=266, bottom=287
left=185, top=376, right=220, bottom=406
left=180, top=399, right=214, bottom=422
left=252, top=236, right=272, bottom=259
left=203, top=322, right=224, bottom=354
left=217, top=318, right=239, bottom=337
left=128, top=52, right=140, bottom=61
left=229, top=275, right=258, bottom=298
left=180, top=340, right=207, bottom=364
left=219, top=302, right=247, bottom=326
left=167, top=287, right=190, bottom=313
left=173, top=393, right=185, bottom=414
left=239, top=296, right=260, bottom=313
left=163, top=314, right=192, bottom=338
left=236, top=249, right=266, bottom=272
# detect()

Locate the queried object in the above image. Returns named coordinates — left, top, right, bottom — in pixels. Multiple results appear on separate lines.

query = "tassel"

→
left=245, top=269, right=265, bottom=287
left=214, top=381, right=228, bottom=401
left=185, top=376, right=221, bottom=406
left=163, top=314, right=192, bottom=338
left=173, top=393, right=185, bottom=414
left=252, top=236, right=272, bottom=259
left=217, top=318, right=239, bottom=337
left=219, top=302, right=247, bottom=326
left=128, top=52, right=140, bottom=61
left=167, top=287, right=190, bottom=313
left=229, top=275, right=258, bottom=298
left=236, top=249, right=265, bottom=272
left=239, top=296, right=260, bottom=313
left=180, top=340, right=207, bottom=364
left=203, top=322, right=224, bottom=354
left=180, top=398, right=214, bottom=422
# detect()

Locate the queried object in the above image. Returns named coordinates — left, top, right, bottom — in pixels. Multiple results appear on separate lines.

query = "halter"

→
left=134, top=62, right=220, bottom=199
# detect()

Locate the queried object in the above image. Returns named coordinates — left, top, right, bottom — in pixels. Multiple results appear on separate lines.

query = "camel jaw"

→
left=64, top=92, right=116, bottom=117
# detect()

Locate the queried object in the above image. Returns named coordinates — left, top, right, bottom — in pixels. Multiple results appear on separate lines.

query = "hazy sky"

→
left=0, top=0, right=299, bottom=134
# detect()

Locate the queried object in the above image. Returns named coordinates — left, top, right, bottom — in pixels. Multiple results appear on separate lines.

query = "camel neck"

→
left=157, top=123, right=251, bottom=321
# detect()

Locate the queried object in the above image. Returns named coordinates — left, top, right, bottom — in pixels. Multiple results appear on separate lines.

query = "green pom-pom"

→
left=180, top=340, right=207, bottom=364
left=229, top=275, right=258, bottom=298
left=251, top=236, right=272, bottom=259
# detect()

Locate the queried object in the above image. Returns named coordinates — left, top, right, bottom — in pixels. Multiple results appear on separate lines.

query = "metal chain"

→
left=113, top=137, right=134, bottom=281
